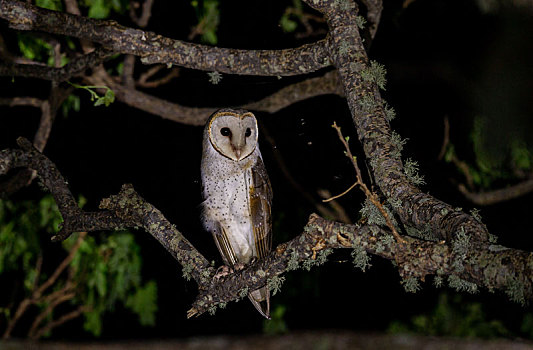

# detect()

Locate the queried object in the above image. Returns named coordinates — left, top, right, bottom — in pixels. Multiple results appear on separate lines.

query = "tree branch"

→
left=1, top=140, right=531, bottom=319
left=0, top=0, right=330, bottom=76
left=458, top=179, right=533, bottom=206
left=0, top=46, right=114, bottom=82
left=85, top=70, right=341, bottom=125
left=302, top=0, right=489, bottom=243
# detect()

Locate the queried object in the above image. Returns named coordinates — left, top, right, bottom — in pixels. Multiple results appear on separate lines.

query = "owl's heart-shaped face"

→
left=208, top=111, right=258, bottom=161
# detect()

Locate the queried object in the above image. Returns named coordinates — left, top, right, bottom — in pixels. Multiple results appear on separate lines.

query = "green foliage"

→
left=263, top=305, right=288, bottom=335
left=191, top=0, right=220, bottom=44
left=0, top=195, right=157, bottom=338
left=280, top=13, right=298, bottom=33
left=126, top=281, right=158, bottom=325
left=0, top=196, right=61, bottom=277
left=447, top=116, right=533, bottom=189
left=66, top=231, right=158, bottom=336
left=17, top=34, right=68, bottom=67
left=62, top=94, right=81, bottom=118
left=388, top=293, right=509, bottom=338
left=82, top=0, right=128, bottom=19
left=68, top=82, right=115, bottom=107
left=36, top=0, right=62, bottom=11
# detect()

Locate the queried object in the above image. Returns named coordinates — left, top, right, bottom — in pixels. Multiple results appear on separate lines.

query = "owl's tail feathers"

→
left=249, top=287, right=270, bottom=319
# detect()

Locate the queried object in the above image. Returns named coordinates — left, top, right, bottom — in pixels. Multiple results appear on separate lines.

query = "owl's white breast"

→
left=201, top=145, right=261, bottom=263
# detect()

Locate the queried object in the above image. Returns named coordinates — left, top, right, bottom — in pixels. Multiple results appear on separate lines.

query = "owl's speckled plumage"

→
left=200, top=108, right=273, bottom=318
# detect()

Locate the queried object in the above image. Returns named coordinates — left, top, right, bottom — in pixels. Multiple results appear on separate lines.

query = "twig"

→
left=322, top=182, right=357, bottom=202
left=34, top=232, right=87, bottom=298
left=32, top=305, right=90, bottom=340
left=331, top=122, right=404, bottom=244
left=28, top=292, right=76, bottom=339
left=458, top=179, right=533, bottom=206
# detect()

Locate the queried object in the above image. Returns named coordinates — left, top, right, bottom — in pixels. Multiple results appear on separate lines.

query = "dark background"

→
left=1, top=0, right=533, bottom=340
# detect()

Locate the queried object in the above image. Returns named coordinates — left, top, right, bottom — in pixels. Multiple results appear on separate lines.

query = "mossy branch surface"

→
left=0, top=0, right=330, bottom=76
left=1, top=143, right=532, bottom=317
left=303, top=0, right=489, bottom=243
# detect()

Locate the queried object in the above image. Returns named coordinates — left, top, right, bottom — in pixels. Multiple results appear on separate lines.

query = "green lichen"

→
left=405, top=224, right=437, bottom=241
left=267, top=276, right=286, bottom=295
left=355, top=15, right=366, bottom=30
left=433, top=275, right=443, bottom=288
left=448, top=275, right=478, bottom=294
left=207, top=71, right=222, bottom=84
left=358, top=95, right=376, bottom=114
left=208, top=304, right=218, bottom=315
left=390, top=131, right=407, bottom=159
left=401, top=276, right=421, bottom=293
left=303, top=248, right=333, bottom=271
left=182, top=263, right=193, bottom=281
left=387, top=197, right=402, bottom=211
left=470, top=208, right=482, bottom=222
left=506, top=276, right=526, bottom=306
left=452, top=227, right=470, bottom=273
left=239, top=286, right=249, bottom=299
left=351, top=245, right=371, bottom=272
left=383, top=101, right=396, bottom=121
left=287, top=250, right=299, bottom=271
left=360, top=60, right=387, bottom=90
left=404, top=158, right=426, bottom=186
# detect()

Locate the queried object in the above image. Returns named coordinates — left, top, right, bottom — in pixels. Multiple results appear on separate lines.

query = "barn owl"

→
left=200, top=108, right=273, bottom=319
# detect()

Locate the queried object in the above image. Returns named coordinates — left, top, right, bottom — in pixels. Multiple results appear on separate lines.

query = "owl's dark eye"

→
left=245, top=128, right=252, bottom=137
left=220, top=127, right=231, bottom=137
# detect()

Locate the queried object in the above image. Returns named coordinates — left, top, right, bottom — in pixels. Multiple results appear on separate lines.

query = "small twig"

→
left=27, top=292, right=75, bottom=338
left=34, top=232, right=87, bottom=298
left=322, top=182, right=357, bottom=202
left=136, top=67, right=179, bottom=88
left=458, top=179, right=533, bottom=206
left=331, top=122, right=405, bottom=244
left=32, top=305, right=90, bottom=340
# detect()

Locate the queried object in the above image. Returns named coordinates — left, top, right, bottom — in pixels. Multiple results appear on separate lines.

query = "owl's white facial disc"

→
left=208, top=112, right=258, bottom=161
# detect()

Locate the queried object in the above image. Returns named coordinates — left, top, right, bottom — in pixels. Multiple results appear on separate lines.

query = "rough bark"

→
left=302, top=0, right=489, bottom=243
left=0, top=47, right=114, bottom=82
left=0, top=1, right=330, bottom=76
left=1, top=143, right=531, bottom=317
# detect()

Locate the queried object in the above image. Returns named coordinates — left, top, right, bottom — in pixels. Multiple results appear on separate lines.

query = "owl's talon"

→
left=234, top=263, right=245, bottom=271
left=214, top=265, right=232, bottom=279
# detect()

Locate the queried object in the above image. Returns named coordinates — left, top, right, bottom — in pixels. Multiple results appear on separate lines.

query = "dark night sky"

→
left=1, top=0, right=533, bottom=340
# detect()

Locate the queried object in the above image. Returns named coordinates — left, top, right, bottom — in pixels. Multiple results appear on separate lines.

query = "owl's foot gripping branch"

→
left=2, top=138, right=533, bottom=318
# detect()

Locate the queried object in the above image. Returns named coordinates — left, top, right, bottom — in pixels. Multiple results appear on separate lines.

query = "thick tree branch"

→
left=302, top=0, right=489, bottom=243
left=0, top=47, right=114, bottom=82
left=188, top=214, right=533, bottom=316
left=0, top=138, right=125, bottom=238
left=1, top=143, right=530, bottom=319
left=86, top=70, right=341, bottom=125
left=0, top=1, right=330, bottom=76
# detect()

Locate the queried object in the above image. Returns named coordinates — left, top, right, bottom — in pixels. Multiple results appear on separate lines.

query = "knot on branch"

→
left=99, top=183, right=147, bottom=225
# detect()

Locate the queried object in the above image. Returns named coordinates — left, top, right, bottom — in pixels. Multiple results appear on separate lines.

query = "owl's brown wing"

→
left=249, top=156, right=273, bottom=259
left=212, top=222, right=238, bottom=267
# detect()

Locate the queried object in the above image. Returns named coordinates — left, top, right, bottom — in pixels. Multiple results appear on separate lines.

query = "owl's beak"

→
left=232, top=134, right=246, bottom=160
left=234, top=148, right=242, bottom=160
